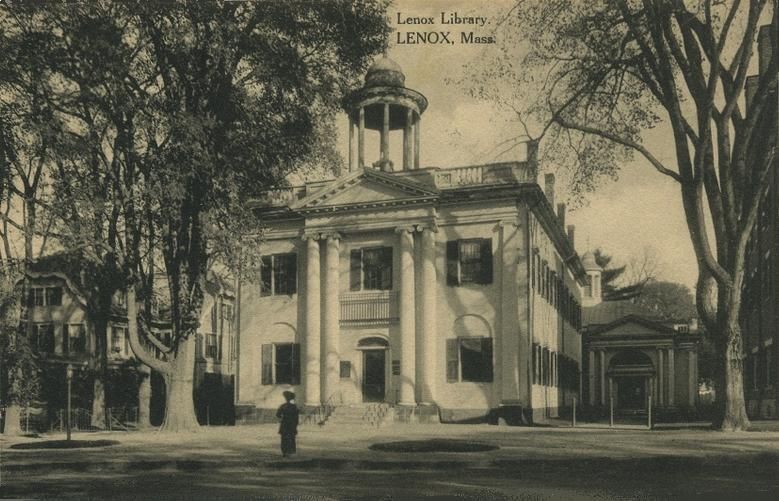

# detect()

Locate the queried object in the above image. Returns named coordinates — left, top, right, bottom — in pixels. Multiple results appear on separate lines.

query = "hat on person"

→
left=283, top=391, right=295, bottom=401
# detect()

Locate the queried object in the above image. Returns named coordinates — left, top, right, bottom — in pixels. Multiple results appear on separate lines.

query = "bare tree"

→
left=461, top=1, right=776, bottom=430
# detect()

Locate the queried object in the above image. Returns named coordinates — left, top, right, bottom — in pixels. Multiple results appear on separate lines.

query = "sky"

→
left=335, top=0, right=700, bottom=290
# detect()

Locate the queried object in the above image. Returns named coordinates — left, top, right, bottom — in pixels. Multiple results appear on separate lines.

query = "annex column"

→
left=321, top=233, right=341, bottom=403
left=303, top=233, right=322, bottom=406
left=397, top=226, right=416, bottom=405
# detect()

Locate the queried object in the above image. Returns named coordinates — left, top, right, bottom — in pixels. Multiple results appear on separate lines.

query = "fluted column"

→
left=417, top=226, right=437, bottom=404
left=668, top=347, right=675, bottom=406
left=599, top=350, right=606, bottom=406
left=321, top=234, right=341, bottom=402
left=657, top=348, right=664, bottom=406
left=397, top=226, right=416, bottom=405
left=303, top=234, right=321, bottom=406
left=499, top=221, right=520, bottom=403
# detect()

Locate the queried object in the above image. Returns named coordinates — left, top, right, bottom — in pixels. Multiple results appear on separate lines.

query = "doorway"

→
left=617, top=376, right=646, bottom=410
left=362, top=349, right=386, bottom=402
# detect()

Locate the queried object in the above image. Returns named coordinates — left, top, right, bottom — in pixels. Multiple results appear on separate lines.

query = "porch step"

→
left=324, top=404, right=394, bottom=427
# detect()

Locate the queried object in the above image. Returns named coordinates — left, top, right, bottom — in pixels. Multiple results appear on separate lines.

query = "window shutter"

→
left=380, top=247, right=393, bottom=290
left=350, top=249, right=362, bottom=291
left=261, top=344, right=273, bottom=385
left=478, top=238, right=493, bottom=284
left=446, top=338, right=459, bottom=382
left=63, top=325, right=70, bottom=355
left=482, top=338, right=494, bottom=382
left=287, top=254, right=298, bottom=294
left=446, top=241, right=460, bottom=286
left=291, top=343, right=301, bottom=384
left=260, top=256, right=272, bottom=296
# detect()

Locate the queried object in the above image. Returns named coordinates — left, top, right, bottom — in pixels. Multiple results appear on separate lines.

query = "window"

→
left=31, top=323, right=55, bottom=353
left=340, top=361, right=352, bottom=379
left=64, top=324, right=87, bottom=355
left=261, top=343, right=300, bottom=385
left=260, top=253, right=297, bottom=296
left=28, top=287, right=62, bottom=307
left=446, top=238, right=493, bottom=286
left=446, top=337, right=493, bottom=383
left=350, top=247, right=393, bottom=291
left=766, top=346, right=773, bottom=388
left=205, top=334, right=219, bottom=359
left=110, top=326, right=129, bottom=356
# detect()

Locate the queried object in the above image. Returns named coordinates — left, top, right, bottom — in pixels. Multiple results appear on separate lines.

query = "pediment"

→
left=291, top=168, right=438, bottom=212
left=600, top=321, right=666, bottom=336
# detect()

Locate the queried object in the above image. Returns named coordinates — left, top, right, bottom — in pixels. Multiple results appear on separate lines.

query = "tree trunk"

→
left=137, top=365, right=151, bottom=428
left=91, top=378, right=106, bottom=429
left=90, top=315, right=110, bottom=429
left=3, top=404, right=22, bottom=435
left=160, top=335, right=199, bottom=432
left=718, top=320, right=750, bottom=431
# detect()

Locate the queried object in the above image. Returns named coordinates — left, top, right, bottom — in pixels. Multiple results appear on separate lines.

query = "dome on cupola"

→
left=581, top=251, right=601, bottom=271
left=365, top=56, right=406, bottom=87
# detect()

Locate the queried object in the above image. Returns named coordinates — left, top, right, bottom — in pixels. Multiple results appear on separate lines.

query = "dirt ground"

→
left=2, top=422, right=779, bottom=499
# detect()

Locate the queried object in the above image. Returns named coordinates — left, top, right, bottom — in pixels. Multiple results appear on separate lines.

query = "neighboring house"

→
left=581, top=257, right=700, bottom=415
left=741, top=24, right=778, bottom=420
left=236, top=58, right=587, bottom=425
left=12, top=258, right=236, bottom=428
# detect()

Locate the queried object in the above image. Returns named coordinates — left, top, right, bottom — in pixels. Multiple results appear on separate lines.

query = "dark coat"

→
left=276, top=402, right=299, bottom=436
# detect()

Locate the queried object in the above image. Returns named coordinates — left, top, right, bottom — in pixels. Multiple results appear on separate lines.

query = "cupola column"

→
left=403, top=108, right=413, bottom=171
left=380, top=103, right=390, bottom=170
left=414, top=114, right=421, bottom=169
left=348, top=116, right=355, bottom=172
left=358, top=107, right=365, bottom=169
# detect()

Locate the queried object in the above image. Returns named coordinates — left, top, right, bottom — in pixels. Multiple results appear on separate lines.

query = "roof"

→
left=365, top=57, right=405, bottom=87
left=585, top=314, right=680, bottom=336
left=583, top=299, right=662, bottom=327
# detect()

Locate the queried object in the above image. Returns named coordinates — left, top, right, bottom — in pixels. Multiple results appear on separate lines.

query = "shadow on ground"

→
left=10, top=439, right=120, bottom=450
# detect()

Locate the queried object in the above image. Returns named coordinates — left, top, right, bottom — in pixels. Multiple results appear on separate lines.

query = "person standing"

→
left=276, top=391, right=300, bottom=457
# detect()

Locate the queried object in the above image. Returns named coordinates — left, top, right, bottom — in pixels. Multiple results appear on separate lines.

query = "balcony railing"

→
left=433, top=162, right=535, bottom=188
left=340, top=291, right=399, bottom=325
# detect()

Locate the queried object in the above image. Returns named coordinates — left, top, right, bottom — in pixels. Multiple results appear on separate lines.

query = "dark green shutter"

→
left=446, top=338, right=459, bottom=382
left=261, top=344, right=273, bottom=385
left=260, top=256, right=272, bottom=296
left=287, top=254, right=298, bottom=294
left=446, top=241, right=459, bottom=286
left=482, top=338, right=494, bottom=382
left=478, top=238, right=493, bottom=284
left=63, top=325, right=70, bottom=355
left=291, top=343, right=301, bottom=384
left=380, top=247, right=393, bottom=290
left=350, top=249, right=362, bottom=291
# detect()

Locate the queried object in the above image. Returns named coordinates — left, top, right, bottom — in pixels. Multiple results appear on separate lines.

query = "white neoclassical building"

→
left=235, top=58, right=587, bottom=424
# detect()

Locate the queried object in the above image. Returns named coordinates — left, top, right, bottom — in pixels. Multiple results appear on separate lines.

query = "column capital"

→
left=416, top=222, right=439, bottom=233
left=320, top=231, right=343, bottom=242
left=395, top=225, right=417, bottom=234
left=497, top=219, right=519, bottom=228
left=301, top=231, right=321, bottom=241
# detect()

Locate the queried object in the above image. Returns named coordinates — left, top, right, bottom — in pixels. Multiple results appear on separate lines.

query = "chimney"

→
left=567, top=225, right=575, bottom=248
left=526, top=139, right=539, bottom=166
left=544, top=173, right=555, bottom=206
left=758, top=24, right=774, bottom=77
left=557, top=203, right=566, bottom=229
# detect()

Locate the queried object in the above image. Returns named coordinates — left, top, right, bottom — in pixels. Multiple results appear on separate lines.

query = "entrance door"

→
left=362, top=350, right=386, bottom=402
left=617, top=376, right=646, bottom=410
